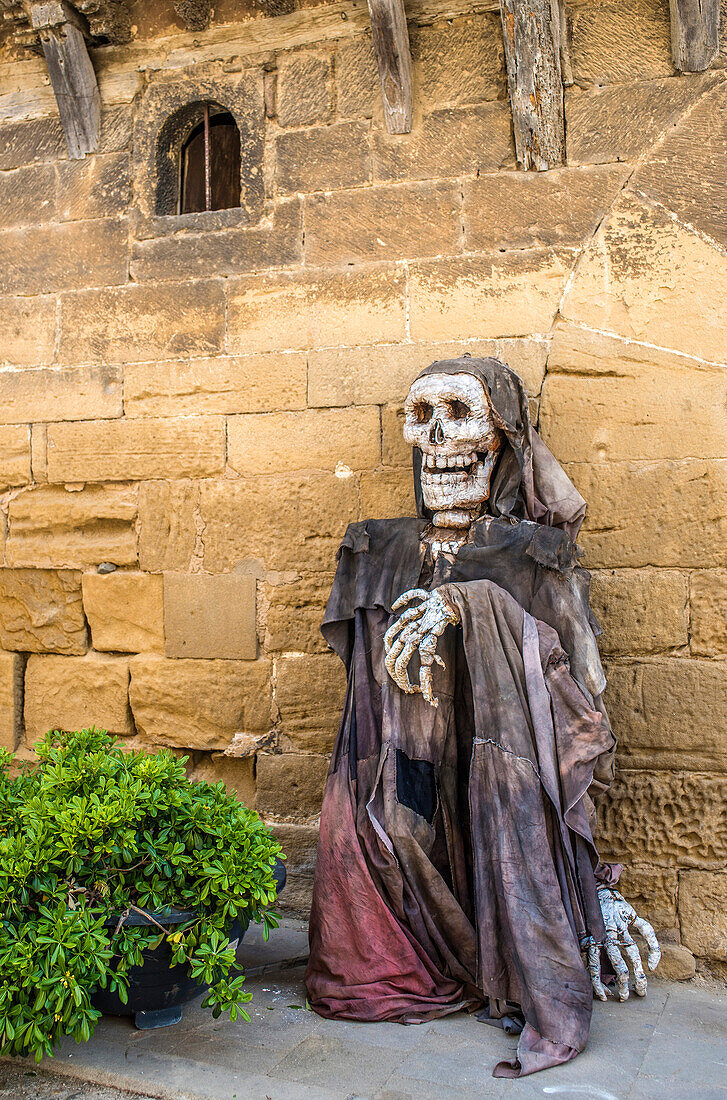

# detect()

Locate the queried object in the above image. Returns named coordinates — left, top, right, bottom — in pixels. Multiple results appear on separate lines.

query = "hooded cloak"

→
left=305, top=356, right=616, bottom=1077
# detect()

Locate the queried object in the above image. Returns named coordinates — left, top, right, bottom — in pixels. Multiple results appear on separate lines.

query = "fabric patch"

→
left=396, top=749, right=436, bottom=824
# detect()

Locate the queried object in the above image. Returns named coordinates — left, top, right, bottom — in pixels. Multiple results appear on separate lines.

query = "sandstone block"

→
left=464, top=165, right=628, bottom=252
left=24, top=653, right=133, bottom=743
left=276, top=875, right=313, bottom=916
left=0, top=294, right=56, bottom=366
left=276, top=122, right=370, bottom=194
left=613, top=863, right=677, bottom=931
left=125, top=352, right=307, bottom=418
left=186, top=753, right=255, bottom=809
left=277, top=653, right=346, bottom=754
left=276, top=52, right=333, bottom=127
left=0, top=569, right=87, bottom=654
left=130, top=200, right=301, bottom=282
left=566, top=460, right=727, bottom=569
left=268, top=821, right=318, bottom=878
left=6, top=484, right=138, bottom=570
left=0, top=651, right=23, bottom=751
left=256, top=752, right=328, bottom=821
left=0, top=163, right=55, bottom=229
left=0, top=218, right=128, bottom=297
left=408, top=249, right=574, bottom=342
left=226, top=266, right=406, bottom=354
left=164, top=573, right=257, bottom=660
left=543, top=325, right=727, bottom=462
left=360, top=468, right=416, bottom=518
left=129, top=656, right=271, bottom=750
left=265, top=572, right=334, bottom=653
left=381, top=402, right=409, bottom=467
left=335, top=36, right=378, bottom=119
left=655, top=944, right=697, bottom=981
left=561, top=194, right=727, bottom=365
left=0, top=426, right=30, bottom=491
left=200, top=474, right=359, bottom=574
left=604, top=658, right=727, bottom=770
left=372, top=102, right=514, bottom=183
left=227, top=406, right=380, bottom=476
left=305, top=181, right=460, bottom=265
left=138, top=480, right=198, bottom=573
left=679, top=871, right=727, bottom=961
left=410, top=14, right=505, bottom=106
left=690, top=571, right=727, bottom=656
left=0, top=365, right=122, bottom=425
left=46, top=416, right=226, bottom=483
left=59, top=282, right=225, bottom=365
left=568, top=0, right=672, bottom=85
left=590, top=570, right=688, bottom=656
left=31, top=425, right=47, bottom=484
left=597, top=770, right=727, bottom=869
left=56, top=152, right=131, bottom=221
left=0, top=116, right=65, bottom=170
left=82, top=572, right=164, bottom=653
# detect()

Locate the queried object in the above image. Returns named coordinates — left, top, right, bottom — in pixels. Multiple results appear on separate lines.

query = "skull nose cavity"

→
left=429, top=419, right=445, bottom=444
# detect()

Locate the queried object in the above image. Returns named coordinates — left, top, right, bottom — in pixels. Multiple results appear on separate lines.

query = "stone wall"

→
left=0, top=0, right=725, bottom=972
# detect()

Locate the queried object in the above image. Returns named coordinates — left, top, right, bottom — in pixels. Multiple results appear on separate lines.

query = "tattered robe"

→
left=306, top=357, right=617, bottom=1077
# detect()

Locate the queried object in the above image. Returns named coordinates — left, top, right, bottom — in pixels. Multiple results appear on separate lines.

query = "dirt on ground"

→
left=0, top=1064, right=156, bottom=1100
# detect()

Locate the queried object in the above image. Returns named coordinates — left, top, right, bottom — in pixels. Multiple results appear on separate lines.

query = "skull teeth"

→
left=422, top=450, right=478, bottom=471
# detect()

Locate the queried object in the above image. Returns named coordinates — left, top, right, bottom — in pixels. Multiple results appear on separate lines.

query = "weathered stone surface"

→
left=6, top=484, right=138, bottom=569
left=372, top=103, right=514, bottom=182
left=633, top=81, right=727, bottom=249
left=130, top=201, right=301, bottom=282
left=304, top=182, right=460, bottom=265
left=0, top=569, right=87, bottom=654
left=654, top=943, right=697, bottom=981
left=561, top=195, right=727, bottom=364
left=265, top=572, right=334, bottom=653
left=381, top=402, right=410, bottom=467
left=0, top=651, right=23, bottom=751
left=0, top=163, right=55, bottom=229
left=82, top=572, right=164, bottom=653
left=690, top=571, right=727, bottom=656
left=0, top=295, right=56, bottom=366
left=679, top=871, right=727, bottom=960
left=200, top=474, right=359, bottom=574
left=597, top=771, right=727, bottom=869
left=408, top=249, right=574, bottom=341
left=566, top=73, right=719, bottom=165
left=30, top=425, right=47, bottom=484
left=0, top=116, right=65, bottom=170
left=336, top=35, right=378, bottom=120
left=543, top=324, right=727, bottom=461
left=410, top=14, right=505, bottom=106
left=256, top=752, right=328, bottom=821
left=464, top=165, right=628, bottom=251
left=227, top=407, right=380, bottom=476
left=277, top=653, right=346, bottom=754
left=276, top=122, right=370, bottom=193
left=125, top=352, right=307, bottom=418
left=46, top=416, right=226, bottom=483
left=590, top=570, right=688, bottom=656
left=56, top=152, right=131, bottom=221
left=226, top=266, right=406, bottom=353
left=164, top=574, right=257, bottom=660
left=308, top=338, right=547, bottom=408
left=276, top=52, right=333, bottom=127
left=59, top=282, right=225, bottom=365
left=24, top=653, right=133, bottom=743
left=0, top=218, right=128, bottom=296
left=613, top=863, right=678, bottom=931
left=569, top=0, right=673, bottom=85
left=360, top=468, right=416, bottom=519
left=0, top=365, right=122, bottom=424
left=0, top=426, right=30, bottom=490
left=138, top=480, right=198, bottom=573
left=186, top=753, right=255, bottom=809
left=268, top=820, right=318, bottom=912
left=129, top=656, right=271, bottom=750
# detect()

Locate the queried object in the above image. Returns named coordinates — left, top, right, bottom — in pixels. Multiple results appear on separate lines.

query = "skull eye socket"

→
left=413, top=401, right=433, bottom=424
left=449, top=399, right=471, bottom=420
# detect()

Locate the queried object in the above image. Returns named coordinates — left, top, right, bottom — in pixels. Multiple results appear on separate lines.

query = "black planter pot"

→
left=92, top=856, right=286, bottom=1030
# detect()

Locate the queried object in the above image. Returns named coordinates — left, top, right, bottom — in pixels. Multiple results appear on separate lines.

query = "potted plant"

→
left=0, top=728, right=285, bottom=1062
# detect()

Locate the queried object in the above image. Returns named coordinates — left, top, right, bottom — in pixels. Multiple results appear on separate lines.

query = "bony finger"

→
left=433, top=654, right=445, bottom=668
left=632, top=917, right=661, bottom=971
left=622, top=941, right=648, bottom=997
left=393, top=640, right=418, bottom=692
left=384, top=608, right=423, bottom=651
left=419, top=666, right=439, bottom=709
left=586, top=944, right=607, bottom=1001
left=605, top=939, right=630, bottom=1001
left=392, top=589, right=428, bottom=612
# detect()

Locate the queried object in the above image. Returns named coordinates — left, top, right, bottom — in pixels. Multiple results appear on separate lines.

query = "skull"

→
left=403, top=373, right=501, bottom=528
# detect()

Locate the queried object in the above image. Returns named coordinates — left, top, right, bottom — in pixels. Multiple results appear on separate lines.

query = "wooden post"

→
left=367, top=0, right=413, bottom=135
left=30, top=1, right=100, bottom=159
left=669, top=0, right=719, bottom=71
left=499, top=0, right=565, bottom=171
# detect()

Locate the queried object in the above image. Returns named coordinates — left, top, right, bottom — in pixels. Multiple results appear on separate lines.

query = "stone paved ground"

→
left=2, top=920, right=725, bottom=1100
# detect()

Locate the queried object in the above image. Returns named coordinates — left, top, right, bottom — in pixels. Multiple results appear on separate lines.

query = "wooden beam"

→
left=669, top=0, right=719, bottom=71
left=31, top=1, right=100, bottom=157
left=499, top=0, right=565, bottom=171
left=367, top=0, right=413, bottom=134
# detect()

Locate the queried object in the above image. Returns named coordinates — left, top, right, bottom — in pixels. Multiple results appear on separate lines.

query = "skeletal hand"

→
left=383, top=588, right=460, bottom=708
left=585, top=887, right=661, bottom=1002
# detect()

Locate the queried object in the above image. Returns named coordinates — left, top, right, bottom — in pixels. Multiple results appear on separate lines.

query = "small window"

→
left=179, top=104, right=241, bottom=214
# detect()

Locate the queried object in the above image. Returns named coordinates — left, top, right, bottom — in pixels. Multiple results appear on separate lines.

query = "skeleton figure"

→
left=384, top=366, right=660, bottom=1003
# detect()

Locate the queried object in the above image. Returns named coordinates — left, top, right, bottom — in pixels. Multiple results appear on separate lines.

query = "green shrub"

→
left=0, top=728, right=284, bottom=1061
